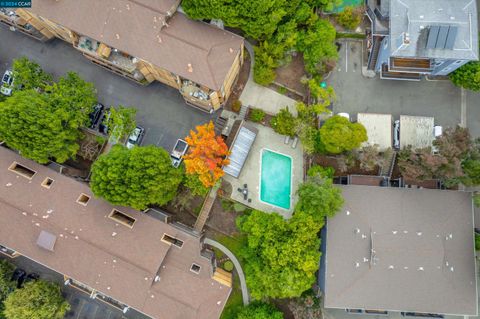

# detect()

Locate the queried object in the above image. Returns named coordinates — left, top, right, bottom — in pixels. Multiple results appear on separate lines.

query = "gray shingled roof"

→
left=390, top=0, right=479, bottom=60
left=324, top=185, right=477, bottom=316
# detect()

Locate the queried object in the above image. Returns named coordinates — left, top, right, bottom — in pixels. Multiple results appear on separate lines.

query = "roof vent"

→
left=187, top=63, right=193, bottom=73
left=36, top=230, right=57, bottom=252
left=418, top=267, right=424, bottom=271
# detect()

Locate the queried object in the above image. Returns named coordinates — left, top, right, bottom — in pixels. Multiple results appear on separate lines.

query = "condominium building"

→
left=366, top=0, right=478, bottom=80
left=0, top=0, right=244, bottom=112
left=0, top=146, right=232, bottom=319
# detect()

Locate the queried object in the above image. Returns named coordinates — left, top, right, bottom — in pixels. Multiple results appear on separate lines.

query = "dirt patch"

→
left=205, top=197, right=242, bottom=236
left=224, top=49, right=251, bottom=112
left=274, top=54, right=308, bottom=97
left=313, top=155, right=379, bottom=176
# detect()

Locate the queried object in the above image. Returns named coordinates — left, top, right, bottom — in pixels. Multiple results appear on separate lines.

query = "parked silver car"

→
left=171, top=139, right=188, bottom=168
left=125, top=126, right=145, bottom=149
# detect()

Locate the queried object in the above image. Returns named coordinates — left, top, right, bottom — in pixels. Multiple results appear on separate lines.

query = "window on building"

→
left=161, top=234, right=184, bottom=248
left=76, top=193, right=90, bottom=206
left=190, top=263, right=201, bottom=274
left=109, top=209, right=136, bottom=228
left=41, top=177, right=54, bottom=189
left=8, top=162, right=36, bottom=179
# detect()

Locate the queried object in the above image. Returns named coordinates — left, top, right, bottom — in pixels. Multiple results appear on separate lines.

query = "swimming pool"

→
left=260, top=149, right=292, bottom=210
left=331, top=0, right=363, bottom=13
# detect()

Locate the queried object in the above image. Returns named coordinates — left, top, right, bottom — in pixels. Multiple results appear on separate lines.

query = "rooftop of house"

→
left=28, top=0, right=244, bottom=91
left=357, top=113, right=393, bottom=151
left=390, top=0, right=479, bottom=60
left=399, top=115, right=434, bottom=150
left=0, top=146, right=230, bottom=319
left=324, top=185, right=477, bottom=316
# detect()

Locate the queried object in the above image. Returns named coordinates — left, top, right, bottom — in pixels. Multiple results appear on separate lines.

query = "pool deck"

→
left=223, top=123, right=304, bottom=218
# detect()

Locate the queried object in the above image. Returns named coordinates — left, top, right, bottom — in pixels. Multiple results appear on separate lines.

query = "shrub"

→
left=254, top=63, right=276, bottom=86
left=318, top=115, right=367, bottom=154
left=308, top=165, right=334, bottom=179
left=271, top=107, right=296, bottom=137
left=476, top=233, right=480, bottom=251
left=223, top=260, right=234, bottom=272
left=336, top=6, right=362, bottom=30
left=232, top=100, right=242, bottom=113
left=250, top=108, right=266, bottom=123
left=450, top=61, right=480, bottom=91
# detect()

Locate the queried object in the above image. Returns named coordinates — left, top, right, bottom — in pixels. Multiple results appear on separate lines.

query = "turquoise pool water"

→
left=332, top=0, right=363, bottom=12
left=260, top=150, right=292, bottom=210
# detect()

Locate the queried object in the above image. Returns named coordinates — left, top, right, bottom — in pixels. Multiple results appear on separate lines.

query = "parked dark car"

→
left=88, top=103, right=104, bottom=129
left=98, top=108, right=111, bottom=134
left=11, top=268, right=26, bottom=288
left=24, top=273, right=40, bottom=284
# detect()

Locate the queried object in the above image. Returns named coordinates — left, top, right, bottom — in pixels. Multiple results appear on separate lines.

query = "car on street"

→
left=11, top=268, right=26, bottom=288
left=88, top=103, right=104, bottom=129
left=0, top=70, right=14, bottom=96
left=125, top=126, right=145, bottom=149
left=393, top=120, right=400, bottom=149
left=98, top=108, right=111, bottom=135
left=171, top=139, right=188, bottom=168
left=337, top=112, right=351, bottom=121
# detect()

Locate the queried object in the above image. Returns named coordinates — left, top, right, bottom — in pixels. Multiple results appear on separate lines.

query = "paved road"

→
left=329, top=39, right=472, bottom=134
left=0, top=25, right=216, bottom=151
left=204, top=238, right=250, bottom=306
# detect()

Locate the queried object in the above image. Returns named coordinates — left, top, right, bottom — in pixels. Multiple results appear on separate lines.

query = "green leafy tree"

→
left=182, top=0, right=302, bottom=40
left=3, top=280, right=70, bottom=319
left=45, top=72, right=97, bottom=128
left=91, top=145, right=183, bottom=210
left=449, top=61, right=480, bottom=91
left=0, top=260, right=15, bottom=302
left=271, top=107, right=296, bottom=137
left=237, top=210, right=321, bottom=299
left=312, top=0, right=342, bottom=11
left=184, top=172, right=209, bottom=196
left=236, top=302, right=284, bottom=319
left=0, top=90, right=84, bottom=163
left=12, top=57, right=52, bottom=91
left=318, top=115, right=367, bottom=154
left=307, top=164, right=334, bottom=179
left=306, top=79, right=336, bottom=113
left=295, top=172, right=344, bottom=222
left=104, top=106, right=137, bottom=144
left=297, top=19, right=338, bottom=75
left=335, top=6, right=362, bottom=30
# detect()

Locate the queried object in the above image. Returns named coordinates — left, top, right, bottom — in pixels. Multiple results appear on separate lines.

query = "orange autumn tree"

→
left=184, top=121, right=230, bottom=187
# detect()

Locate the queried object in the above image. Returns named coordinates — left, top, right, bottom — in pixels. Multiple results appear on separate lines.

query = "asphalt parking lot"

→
left=0, top=255, right=149, bottom=319
left=0, top=24, right=216, bottom=151
left=328, top=39, right=480, bottom=137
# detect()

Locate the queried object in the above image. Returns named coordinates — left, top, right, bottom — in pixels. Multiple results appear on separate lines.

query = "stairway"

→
left=380, top=151, right=397, bottom=177
left=214, top=116, right=228, bottom=136
left=367, top=37, right=382, bottom=71
left=193, top=188, right=217, bottom=233
left=238, top=104, right=249, bottom=120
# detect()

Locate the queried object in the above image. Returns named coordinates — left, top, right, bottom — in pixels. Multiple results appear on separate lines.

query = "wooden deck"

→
left=390, top=57, right=432, bottom=70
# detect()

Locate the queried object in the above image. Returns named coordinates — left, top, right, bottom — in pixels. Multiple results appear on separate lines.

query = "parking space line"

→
left=345, top=42, right=348, bottom=73
left=155, top=133, right=165, bottom=146
left=460, top=88, right=467, bottom=128
left=75, top=300, right=86, bottom=319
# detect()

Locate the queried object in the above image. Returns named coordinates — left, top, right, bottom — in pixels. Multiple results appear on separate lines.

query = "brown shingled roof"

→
left=0, top=147, right=230, bottom=319
left=325, top=185, right=477, bottom=316
left=28, top=0, right=243, bottom=91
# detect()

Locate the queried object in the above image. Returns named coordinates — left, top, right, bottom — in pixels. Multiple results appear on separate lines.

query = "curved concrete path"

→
left=204, top=238, right=250, bottom=305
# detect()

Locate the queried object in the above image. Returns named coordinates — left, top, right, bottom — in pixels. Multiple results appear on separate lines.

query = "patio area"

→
left=223, top=122, right=304, bottom=218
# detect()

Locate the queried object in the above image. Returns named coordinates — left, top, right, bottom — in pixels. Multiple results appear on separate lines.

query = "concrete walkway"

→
left=240, top=40, right=297, bottom=116
left=204, top=238, right=250, bottom=306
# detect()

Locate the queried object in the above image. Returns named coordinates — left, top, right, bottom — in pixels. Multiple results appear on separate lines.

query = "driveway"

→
left=328, top=39, right=469, bottom=134
left=0, top=25, right=216, bottom=151
left=0, top=255, right=149, bottom=319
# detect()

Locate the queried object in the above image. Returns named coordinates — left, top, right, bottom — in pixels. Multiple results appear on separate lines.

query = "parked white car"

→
left=393, top=120, right=400, bottom=149
left=337, top=112, right=350, bottom=121
left=0, top=70, right=14, bottom=96
left=171, top=139, right=189, bottom=168
left=432, top=125, right=443, bottom=154
left=125, top=126, right=145, bottom=149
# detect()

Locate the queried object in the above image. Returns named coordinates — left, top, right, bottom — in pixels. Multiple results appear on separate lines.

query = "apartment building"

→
left=0, top=0, right=244, bottom=112
left=366, top=0, right=478, bottom=80
left=0, top=146, right=232, bottom=319
left=322, top=185, right=477, bottom=317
